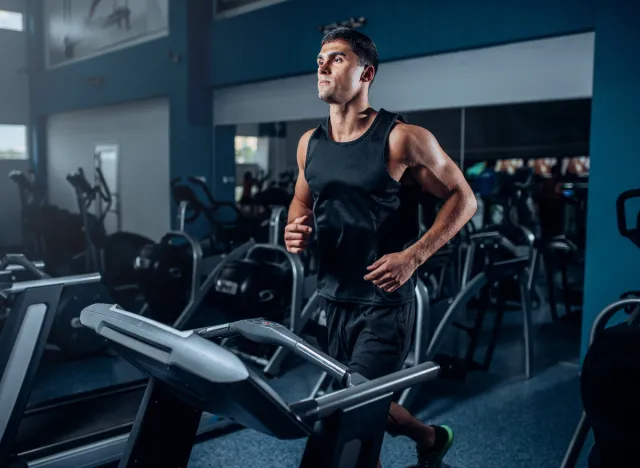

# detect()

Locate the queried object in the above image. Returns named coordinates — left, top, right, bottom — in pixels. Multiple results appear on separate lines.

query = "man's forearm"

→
left=287, top=196, right=314, bottom=224
left=408, top=189, right=477, bottom=267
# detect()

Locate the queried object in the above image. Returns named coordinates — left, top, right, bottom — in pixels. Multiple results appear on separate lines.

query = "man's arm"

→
left=395, top=124, right=477, bottom=267
left=287, top=129, right=315, bottom=225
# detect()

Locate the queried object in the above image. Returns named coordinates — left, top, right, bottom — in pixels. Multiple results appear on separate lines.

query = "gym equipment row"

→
left=78, top=305, right=441, bottom=468
left=0, top=241, right=255, bottom=468
left=0, top=213, right=543, bottom=468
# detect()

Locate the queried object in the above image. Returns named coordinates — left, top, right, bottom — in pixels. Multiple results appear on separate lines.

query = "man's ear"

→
left=361, top=65, right=375, bottom=83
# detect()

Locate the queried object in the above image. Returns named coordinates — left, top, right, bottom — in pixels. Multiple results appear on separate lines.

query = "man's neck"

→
left=328, top=97, right=376, bottom=143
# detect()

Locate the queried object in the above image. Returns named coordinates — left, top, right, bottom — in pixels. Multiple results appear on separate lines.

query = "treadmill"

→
left=0, top=241, right=253, bottom=468
left=79, top=305, right=442, bottom=468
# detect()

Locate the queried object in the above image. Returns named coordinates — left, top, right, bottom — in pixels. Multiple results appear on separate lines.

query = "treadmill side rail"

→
left=0, top=286, right=63, bottom=466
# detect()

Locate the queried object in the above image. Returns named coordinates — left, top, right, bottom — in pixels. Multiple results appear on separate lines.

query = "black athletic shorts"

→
left=322, top=298, right=415, bottom=381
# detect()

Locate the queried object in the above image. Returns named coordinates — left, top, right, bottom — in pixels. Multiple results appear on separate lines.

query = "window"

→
left=0, top=125, right=27, bottom=160
left=235, top=136, right=259, bottom=164
left=0, top=10, right=23, bottom=32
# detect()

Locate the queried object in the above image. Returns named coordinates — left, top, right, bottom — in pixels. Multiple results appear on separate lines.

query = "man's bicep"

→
left=293, top=130, right=315, bottom=208
left=409, top=129, right=469, bottom=200
left=293, top=170, right=313, bottom=208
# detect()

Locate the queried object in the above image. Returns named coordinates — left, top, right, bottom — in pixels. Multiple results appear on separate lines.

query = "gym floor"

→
left=32, top=305, right=590, bottom=468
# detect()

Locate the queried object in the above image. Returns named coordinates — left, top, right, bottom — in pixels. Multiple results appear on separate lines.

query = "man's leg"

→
left=348, top=301, right=454, bottom=467
left=388, top=402, right=436, bottom=448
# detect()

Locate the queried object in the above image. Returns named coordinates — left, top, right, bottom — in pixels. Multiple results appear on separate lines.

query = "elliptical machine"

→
left=9, top=170, right=90, bottom=276
left=66, top=167, right=154, bottom=309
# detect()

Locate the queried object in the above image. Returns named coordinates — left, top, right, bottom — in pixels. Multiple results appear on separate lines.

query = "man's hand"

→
left=364, top=250, right=417, bottom=293
left=284, top=215, right=313, bottom=254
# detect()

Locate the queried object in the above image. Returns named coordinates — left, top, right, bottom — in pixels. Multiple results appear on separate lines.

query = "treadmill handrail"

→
left=81, top=305, right=440, bottom=436
left=196, top=319, right=351, bottom=385
left=292, top=361, right=440, bottom=422
left=2, top=273, right=101, bottom=294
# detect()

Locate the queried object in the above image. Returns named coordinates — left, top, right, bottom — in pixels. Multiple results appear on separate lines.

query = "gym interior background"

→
left=0, top=0, right=639, bottom=467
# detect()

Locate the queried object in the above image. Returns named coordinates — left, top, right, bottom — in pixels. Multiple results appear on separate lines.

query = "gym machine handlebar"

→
left=616, top=188, right=640, bottom=248
left=197, top=318, right=351, bottom=387
left=294, top=361, right=440, bottom=423
left=171, top=176, right=243, bottom=230
left=80, top=304, right=441, bottom=417
left=66, top=167, right=112, bottom=220
left=0, top=254, right=47, bottom=279
left=8, top=170, right=36, bottom=194
left=2, top=273, right=102, bottom=295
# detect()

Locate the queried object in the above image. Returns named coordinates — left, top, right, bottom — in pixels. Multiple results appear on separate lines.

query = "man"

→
left=284, top=27, right=477, bottom=468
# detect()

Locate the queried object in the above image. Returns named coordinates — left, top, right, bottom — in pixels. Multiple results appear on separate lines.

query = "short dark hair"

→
left=321, top=27, right=379, bottom=83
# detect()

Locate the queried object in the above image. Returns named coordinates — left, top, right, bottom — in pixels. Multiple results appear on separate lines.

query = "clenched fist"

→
left=284, top=215, right=313, bottom=254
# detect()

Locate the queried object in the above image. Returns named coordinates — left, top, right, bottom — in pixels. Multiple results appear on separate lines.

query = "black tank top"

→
left=304, top=109, right=421, bottom=305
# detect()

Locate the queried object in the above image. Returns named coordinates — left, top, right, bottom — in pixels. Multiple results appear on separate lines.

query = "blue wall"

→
left=35, top=38, right=170, bottom=115
left=210, top=0, right=595, bottom=87
left=34, top=0, right=596, bottom=115
left=167, top=0, right=214, bottom=234
left=581, top=0, right=640, bottom=356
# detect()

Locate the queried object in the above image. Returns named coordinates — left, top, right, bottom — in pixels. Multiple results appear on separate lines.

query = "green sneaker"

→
left=416, top=425, right=454, bottom=468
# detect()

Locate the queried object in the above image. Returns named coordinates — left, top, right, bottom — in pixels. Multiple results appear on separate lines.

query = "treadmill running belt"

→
left=16, top=383, right=146, bottom=461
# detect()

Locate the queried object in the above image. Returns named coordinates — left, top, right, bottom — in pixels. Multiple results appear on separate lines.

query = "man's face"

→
left=317, top=40, right=373, bottom=104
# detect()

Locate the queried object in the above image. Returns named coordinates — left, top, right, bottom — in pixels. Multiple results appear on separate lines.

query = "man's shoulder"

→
left=388, top=122, right=433, bottom=154
left=299, top=127, right=321, bottom=145
left=296, top=127, right=321, bottom=165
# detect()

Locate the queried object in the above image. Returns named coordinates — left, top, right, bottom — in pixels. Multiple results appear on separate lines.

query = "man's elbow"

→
left=457, top=185, right=477, bottom=222
left=466, top=189, right=478, bottom=218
